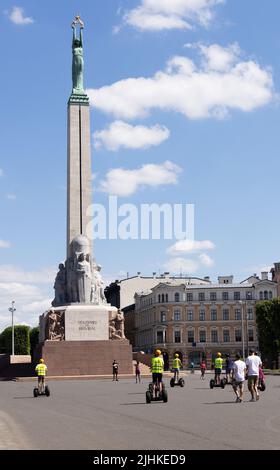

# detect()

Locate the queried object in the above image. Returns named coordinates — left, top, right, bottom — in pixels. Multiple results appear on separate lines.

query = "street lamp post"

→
left=8, top=301, right=16, bottom=356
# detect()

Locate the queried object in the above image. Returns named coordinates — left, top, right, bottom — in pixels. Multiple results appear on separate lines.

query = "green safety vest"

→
left=35, top=364, right=47, bottom=376
left=172, top=358, right=181, bottom=369
left=151, top=357, right=164, bottom=373
left=214, top=358, right=223, bottom=369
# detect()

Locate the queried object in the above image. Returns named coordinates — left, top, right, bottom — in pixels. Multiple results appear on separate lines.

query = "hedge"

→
left=0, top=325, right=30, bottom=355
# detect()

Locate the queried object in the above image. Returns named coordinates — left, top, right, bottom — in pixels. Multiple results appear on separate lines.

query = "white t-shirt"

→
left=233, top=360, right=246, bottom=382
left=245, top=355, right=262, bottom=376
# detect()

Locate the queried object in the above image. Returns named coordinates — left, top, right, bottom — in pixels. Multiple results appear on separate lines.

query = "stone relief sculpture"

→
left=109, top=309, right=126, bottom=340
left=47, top=310, right=65, bottom=341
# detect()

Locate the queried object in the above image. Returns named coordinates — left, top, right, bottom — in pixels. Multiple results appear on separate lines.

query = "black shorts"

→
left=215, top=368, right=222, bottom=376
left=152, top=373, right=162, bottom=383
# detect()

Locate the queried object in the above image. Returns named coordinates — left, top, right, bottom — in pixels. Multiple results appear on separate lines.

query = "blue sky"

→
left=0, top=0, right=280, bottom=329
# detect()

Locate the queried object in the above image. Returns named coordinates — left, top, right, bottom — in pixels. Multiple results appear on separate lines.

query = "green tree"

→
left=256, top=299, right=280, bottom=367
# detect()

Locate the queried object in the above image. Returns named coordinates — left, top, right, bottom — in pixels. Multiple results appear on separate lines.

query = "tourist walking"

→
left=200, top=360, right=206, bottom=380
left=246, top=350, right=262, bottom=401
left=112, top=360, right=119, bottom=381
left=232, top=353, right=246, bottom=403
left=135, top=361, right=141, bottom=383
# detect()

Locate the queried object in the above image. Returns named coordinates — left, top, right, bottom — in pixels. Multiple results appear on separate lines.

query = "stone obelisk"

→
left=36, top=18, right=133, bottom=376
left=67, top=16, right=92, bottom=258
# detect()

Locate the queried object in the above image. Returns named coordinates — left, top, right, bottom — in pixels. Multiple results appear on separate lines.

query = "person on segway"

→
left=214, top=352, right=223, bottom=385
left=151, top=349, right=164, bottom=396
left=172, top=353, right=182, bottom=382
left=35, top=358, right=48, bottom=393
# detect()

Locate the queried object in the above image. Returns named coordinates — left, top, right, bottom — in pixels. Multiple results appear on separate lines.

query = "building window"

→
left=187, top=310, right=193, bottom=321
left=211, top=309, right=217, bottom=321
left=223, top=309, right=229, bottom=321
left=161, top=294, right=165, bottom=303
left=269, top=291, right=273, bottom=300
left=158, top=294, right=161, bottom=303
left=247, top=308, right=253, bottom=321
left=187, top=293, right=193, bottom=302
left=198, top=292, right=205, bottom=302
left=211, top=330, right=218, bottom=343
left=235, top=329, right=242, bottom=342
left=248, top=329, right=254, bottom=342
left=234, top=292, right=241, bottom=301
left=235, top=309, right=241, bottom=321
left=157, top=331, right=164, bottom=344
left=160, top=311, right=166, bottom=322
left=259, top=292, right=263, bottom=301
left=246, top=291, right=252, bottom=300
left=174, top=310, right=181, bottom=321
left=174, top=292, right=180, bottom=302
left=222, top=292, right=229, bottom=301
left=199, top=310, right=205, bottom=321
left=210, top=292, right=217, bottom=301
left=264, top=291, right=268, bottom=300
left=165, top=294, right=168, bottom=303
left=174, top=330, right=181, bottom=343
left=188, top=330, right=194, bottom=343
left=223, top=330, right=230, bottom=342
left=199, top=330, right=206, bottom=343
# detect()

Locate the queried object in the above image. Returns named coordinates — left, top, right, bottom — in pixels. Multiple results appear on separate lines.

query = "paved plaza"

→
left=0, top=373, right=279, bottom=450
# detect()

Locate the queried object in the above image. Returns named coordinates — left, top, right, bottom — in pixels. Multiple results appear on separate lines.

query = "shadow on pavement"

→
left=203, top=401, right=240, bottom=405
left=120, top=402, right=148, bottom=406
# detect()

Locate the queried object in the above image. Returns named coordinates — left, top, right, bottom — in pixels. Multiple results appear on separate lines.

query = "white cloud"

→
left=0, top=281, right=51, bottom=331
left=0, top=240, right=11, bottom=249
left=0, top=265, right=55, bottom=331
left=123, top=0, right=225, bottom=32
left=99, top=161, right=181, bottom=196
left=167, top=239, right=215, bottom=255
left=164, top=257, right=199, bottom=274
left=199, top=253, right=214, bottom=267
left=9, top=6, right=34, bottom=25
left=88, top=44, right=274, bottom=121
left=0, top=265, right=56, bottom=284
left=94, top=121, right=170, bottom=151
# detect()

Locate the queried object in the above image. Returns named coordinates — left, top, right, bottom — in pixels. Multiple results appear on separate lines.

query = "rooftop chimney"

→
left=261, top=272, right=268, bottom=281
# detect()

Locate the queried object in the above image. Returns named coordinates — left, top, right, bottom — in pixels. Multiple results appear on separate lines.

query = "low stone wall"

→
left=10, top=355, right=31, bottom=364
left=0, top=354, right=9, bottom=371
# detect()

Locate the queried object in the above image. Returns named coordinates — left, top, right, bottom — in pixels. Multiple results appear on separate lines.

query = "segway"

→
left=170, top=377, right=185, bottom=388
left=146, top=381, right=168, bottom=403
left=209, top=377, right=226, bottom=389
left=33, top=383, right=50, bottom=397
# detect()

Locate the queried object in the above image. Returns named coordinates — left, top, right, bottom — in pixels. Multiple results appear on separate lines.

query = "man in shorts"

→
left=232, top=353, right=246, bottom=403
left=246, top=349, right=262, bottom=402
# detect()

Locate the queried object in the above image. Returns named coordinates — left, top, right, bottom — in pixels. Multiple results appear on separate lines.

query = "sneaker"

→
left=235, top=397, right=240, bottom=403
left=249, top=398, right=255, bottom=402
left=256, top=395, right=260, bottom=401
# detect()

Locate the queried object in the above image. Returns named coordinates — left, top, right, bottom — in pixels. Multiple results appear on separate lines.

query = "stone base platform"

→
left=35, top=340, right=133, bottom=376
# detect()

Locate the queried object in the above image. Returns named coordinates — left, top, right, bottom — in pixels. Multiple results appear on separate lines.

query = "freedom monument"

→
left=37, top=17, right=132, bottom=375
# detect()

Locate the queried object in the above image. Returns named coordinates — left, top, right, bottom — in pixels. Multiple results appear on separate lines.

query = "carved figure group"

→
left=52, top=235, right=107, bottom=307
left=109, top=309, right=125, bottom=340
